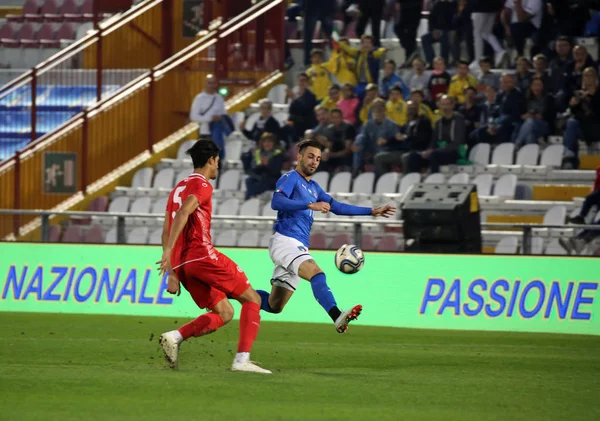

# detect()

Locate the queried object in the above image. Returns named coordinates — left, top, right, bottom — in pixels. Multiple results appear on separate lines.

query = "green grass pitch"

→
left=1, top=312, right=599, bottom=421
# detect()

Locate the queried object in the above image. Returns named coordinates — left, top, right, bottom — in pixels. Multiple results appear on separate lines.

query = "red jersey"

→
left=166, top=173, right=217, bottom=269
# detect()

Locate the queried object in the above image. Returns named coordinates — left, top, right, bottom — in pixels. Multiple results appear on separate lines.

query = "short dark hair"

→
left=297, top=72, right=308, bottom=80
left=361, top=34, right=374, bottom=43
left=463, top=86, right=477, bottom=94
left=330, top=108, right=343, bottom=117
left=411, top=89, right=424, bottom=97
left=329, top=84, right=341, bottom=91
left=310, top=48, right=324, bottom=58
left=557, top=35, right=571, bottom=44
left=384, top=59, right=396, bottom=68
left=186, top=138, right=220, bottom=168
left=458, top=59, right=470, bottom=67
left=479, top=56, right=493, bottom=66
left=390, top=85, right=403, bottom=94
left=297, top=138, right=324, bottom=154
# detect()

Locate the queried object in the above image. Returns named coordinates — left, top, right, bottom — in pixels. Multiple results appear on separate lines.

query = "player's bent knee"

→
left=268, top=300, right=285, bottom=314
left=211, top=300, right=234, bottom=324
left=298, top=259, right=323, bottom=281
left=237, top=287, right=261, bottom=305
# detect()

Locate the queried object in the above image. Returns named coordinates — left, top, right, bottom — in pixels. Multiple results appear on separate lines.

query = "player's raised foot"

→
left=231, top=360, right=272, bottom=374
left=334, top=304, right=362, bottom=334
left=159, top=330, right=182, bottom=369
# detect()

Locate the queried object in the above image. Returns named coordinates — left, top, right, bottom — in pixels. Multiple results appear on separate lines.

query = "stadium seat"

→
left=148, top=228, right=163, bottom=245
left=224, top=136, right=244, bottom=162
left=448, top=173, right=469, bottom=184
left=132, top=167, right=153, bottom=188
left=469, top=143, right=491, bottom=165
left=329, top=171, right=352, bottom=193
left=84, top=224, right=104, bottom=243
left=424, top=173, right=445, bottom=183
left=491, top=143, right=515, bottom=165
left=473, top=173, right=493, bottom=196
left=239, top=198, right=260, bottom=216
left=153, top=168, right=175, bottom=189
left=540, top=145, right=563, bottom=167
left=108, top=196, right=130, bottom=213
left=63, top=225, right=83, bottom=243
left=375, top=172, right=399, bottom=194
left=330, top=233, right=351, bottom=249
left=361, top=234, right=376, bottom=251
left=310, top=232, right=327, bottom=249
left=543, top=205, right=567, bottom=226
left=219, top=169, right=241, bottom=190
left=176, top=169, right=191, bottom=183
left=522, top=236, right=545, bottom=255
left=273, top=111, right=288, bottom=126
left=262, top=202, right=277, bottom=217
left=151, top=197, right=167, bottom=214
left=48, top=224, right=62, bottom=242
left=516, top=144, right=539, bottom=165
left=214, top=229, right=238, bottom=246
left=216, top=198, right=240, bottom=216
left=127, top=227, right=149, bottom=244
left=238, top=230, right=260, bottom=247
left=398, top=172, right=421, bottom=195
left=493, top=174, right=517, bottom=198
left=545, top=239, right=567, bottom=255
left=130, top=197, right=151, bottom=214
left=259, top=231, right=272, bottom=247
left=177, top=140, right=195, bottom=159
left=495, top=236, right=519, bottom=254
left=312, top=171, right=330, bottom=191
left=105, top=227, right=117, bottom=244
left=244, top=112, right=261, bottom=132
left=352, top=172, right=375, bottom=194
left=230, top=112, right=245, bottom=130
left=376, top=235, right=397, bottom=251
left=267, top=84, right=289, bottom=104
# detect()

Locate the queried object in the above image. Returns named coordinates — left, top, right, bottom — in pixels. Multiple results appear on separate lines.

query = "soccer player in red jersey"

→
left=157, top=139, right=270, bottom=374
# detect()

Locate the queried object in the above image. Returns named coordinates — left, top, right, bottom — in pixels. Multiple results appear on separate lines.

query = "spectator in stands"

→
left=325, top=38, right=358, bottom=87
left=421, top=0, right=456, bottom=67
left=406, top=95, right=466, bottom=173
left=242, top=132, right=285, bottom=200
left=287, top=73, right=318, bottom=141
left=321, top=84, right=342, bottom=111
left=476, top=57, right=500, bottom=96
left=338, top=83, right=360, bottom=125
left=549, top=36, right=572, bottom=107
left=515, top=56, right=533, bottom=93
left=355, top=99, right=401, bottom=174
left=561, top=45, right=597, bottom=107
left=321, top=108, right=356, bottom=172
left=307, top=49, right=332, bottom=101
left=339, top=34, right=386, bottom=99
left=302, top=0, right=335, bottom=66
left=547, top=0, right=592, bottom=38
left=567, top=166, right=600, bottom=225
left=449, top=60, right=478, bottom=104
left=496, top=72, right=526, bottom=143
left=375, top=100, right=432, bottom=173
left=563, top=67, right=600, bottom=168
left=359, top=84, right=380, bottom=125
left=410, top=89, right=435, bottom=122
left=514, top=76, right=555, bottom=147
left=380, top=59, right=410, bottom=100
left=314, top=106, right=332, bottom=146
left=502, top=0, right=543, bottom=58
left=394, top=0, right=423, bottom=66
left=242, top=99, right=281, bottom=144
left=189, top=74, right=226, bottom=137
left=453, top=0, right=474, bottom=65
left=469, top=85, right=502, bottom=148
left=428, top=57, right=451, bottom=104
left=356, top=0, right=385, bottom=46
left=407, top=58, right=429, bottom=96
left=386, top=86, right=408, bottom=127
left=471, top=0, right=506, bottom=67
left=458, top=86, right=482, bottom=135
left=532, top=54, right=552, bottom=93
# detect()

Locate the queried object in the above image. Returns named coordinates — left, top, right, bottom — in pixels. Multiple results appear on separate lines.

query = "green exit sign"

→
left=218, top=87, right=229, bottom=97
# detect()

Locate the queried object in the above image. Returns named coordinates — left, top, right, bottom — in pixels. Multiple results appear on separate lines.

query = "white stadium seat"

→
left=516, top=144, right=539, bottom=165
left=214, top=229, right=238, bottom=247
left=398, top=172, right=421, bottom=195
left=448, top=173, right=469, bottom=184
left=545, top=239, right=567, bottom=255
left=273, top=111, right=289, bottom=126
left=311, top=171, right=330, bottom=191
left=244, top=112, right=261, bottom=132
left=132, top=167, right=153, bottom=188
left=495, top=236, right=518, bottom=254
left=238, top=230, right=260, bottom=247
left=267, top=84, right=289, bottom=104
left=148, top=228, right=163, bottom=245
left=259, top=231, right=272, bottom=247
left=375, top=172, right=399, bottom=193
left=230, top=112, right=245, bottom=130
left=151, top=197, right=168, bottom=214
left=540, top=144, right=563, bottom=167
left=225, top=138, right=244, bottom=161
left=127, top=227, right=149, bottom=244
left=239, top=198, right=260, bottom=216
left=543, top=205, right=567, bottom=226
left=105, top=227, right=117, bottom=244
left=469, top=143, right=490, bottom=165
left=130, top=197, right=152, bottom=214
left=352, top=172, right=375, bottom=193
left=108, top=196, right=130, bottom=213
left=219, top=169, right=241, bottom=190
left=526, top=237, right=545, bottom=255
left=329, top=172, right=352, bottom=193
left=153, top=168, right=175, bottom=189
left=473, top=174, right=493, bottom=196
left=216, top=198, right=240, bottom=216
left=177, top=140, right=195, bottom=159
left=491, top=143, right=515, bottom=165
left=175, top=169, right=191, bottom=183
left=262, top=202, right=277, bottom=217
left=493, top=174, right=518, bottom=199
left=424, top=173, right=445, bottom=183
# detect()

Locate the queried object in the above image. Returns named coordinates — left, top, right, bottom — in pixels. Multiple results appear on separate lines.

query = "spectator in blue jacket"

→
left=379, top=59, right=411, bottom=100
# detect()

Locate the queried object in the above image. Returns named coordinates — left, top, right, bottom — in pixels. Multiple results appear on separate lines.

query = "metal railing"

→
left=1, top=209, right=599, bottom=255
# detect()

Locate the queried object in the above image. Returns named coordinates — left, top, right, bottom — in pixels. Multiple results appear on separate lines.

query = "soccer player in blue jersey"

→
left=257, top=139, right=396, bottom=333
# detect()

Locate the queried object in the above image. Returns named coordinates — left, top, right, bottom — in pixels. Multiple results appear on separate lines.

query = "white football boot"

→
left=159, top=330, right=182, bottom=369
left=334, top=304, right=363, bottom=334
left=231, top=360, right=272, bottom=374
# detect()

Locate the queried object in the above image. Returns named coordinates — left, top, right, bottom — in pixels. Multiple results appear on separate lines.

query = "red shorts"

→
left=175, top=251, right=250, bottom=310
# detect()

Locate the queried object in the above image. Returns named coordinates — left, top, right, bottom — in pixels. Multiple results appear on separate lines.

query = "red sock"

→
left=237, top=301, right=261, bottom=353
left=178, top=312, right=224, bottom=340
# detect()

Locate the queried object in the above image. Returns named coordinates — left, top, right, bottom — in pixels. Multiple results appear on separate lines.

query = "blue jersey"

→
left=272, top=170, right=331, bottom=247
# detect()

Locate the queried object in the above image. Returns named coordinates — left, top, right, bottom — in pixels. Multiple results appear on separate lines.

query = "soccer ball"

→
left=335, top=244, right=365, bottom=274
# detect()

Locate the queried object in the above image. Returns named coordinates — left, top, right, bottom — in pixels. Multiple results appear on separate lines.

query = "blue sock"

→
left=257, top=289, right=274, bottom=313
left=310, top=273, right=337, bottom=314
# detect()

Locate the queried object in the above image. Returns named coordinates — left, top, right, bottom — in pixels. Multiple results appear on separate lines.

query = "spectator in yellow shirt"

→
left=306, top=49, right=332, bottom=101
left=410, top=89, right=435, bottom=124
left=385, top=86, right=408, bottom=127
left=324, top=38, right=358, bottom=86
left=339, top=34, right=386, bottom=100
left=320, top=84, right=341, bottom=111
left=448, top=60, right=478, bottom=104
left=359, top=83, right=379, bottom=124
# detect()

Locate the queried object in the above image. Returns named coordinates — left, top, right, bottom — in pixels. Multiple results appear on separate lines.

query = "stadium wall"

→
left=1, top=243, right=599, bottom=336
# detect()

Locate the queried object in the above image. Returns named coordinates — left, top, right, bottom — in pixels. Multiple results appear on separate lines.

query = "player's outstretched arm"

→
left=329, top=199, right=396, bottom=218
left=157, top=195, right=199, bottom=277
